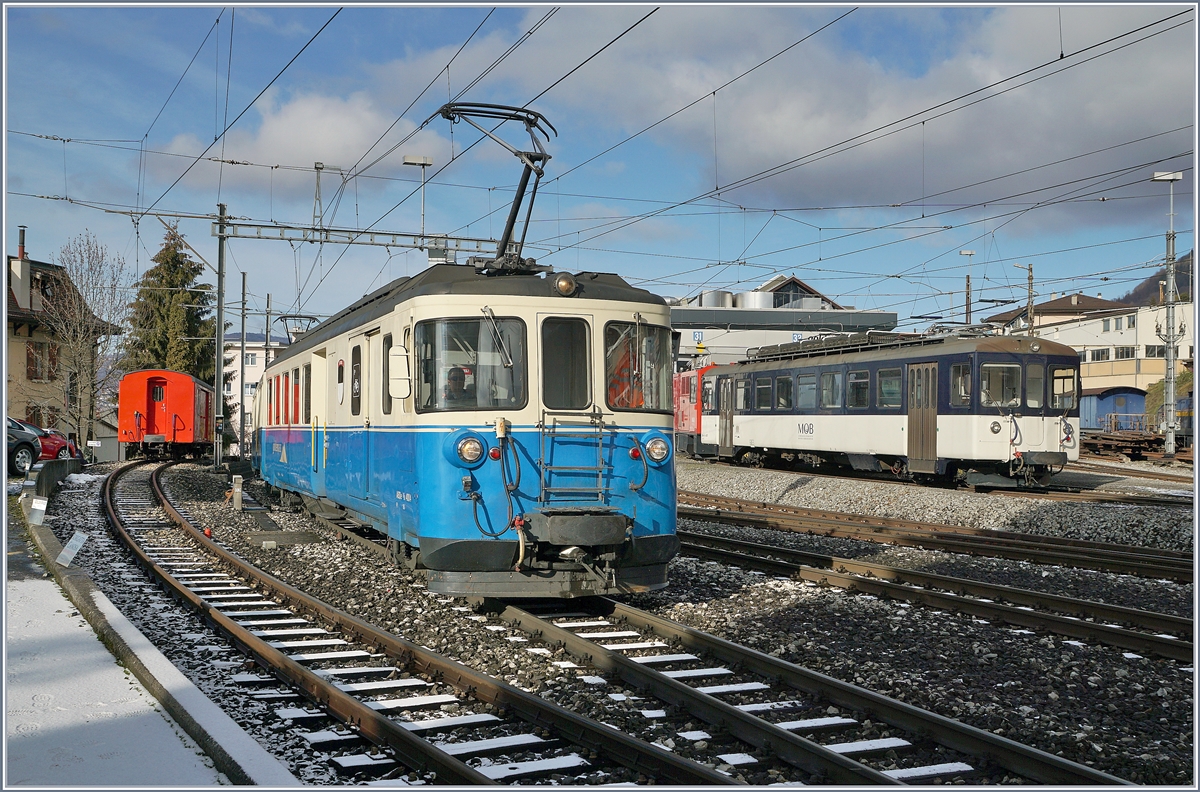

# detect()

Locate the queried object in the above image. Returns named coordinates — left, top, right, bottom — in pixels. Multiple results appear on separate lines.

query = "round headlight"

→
left=457, top=437, right=484, bottom=463
left=645, top=437, right=670, bottom=462
left=1030, top=341, right=1041, bottom=352
left=554, top=272, right=578, bottom=297
left=990, top=421, right=1003, bottom=434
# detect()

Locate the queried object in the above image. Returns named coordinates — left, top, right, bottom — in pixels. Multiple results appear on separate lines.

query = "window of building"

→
left=244, top=353, right=257, bottom=366
left=25, top=341, right=55, bottom=382
left=755, top=378, right=773, bottom=410
left=819, top=371, right=843, bottom=409
left=1090, top=348, right=1110, bottom=362
left=776, top=376, right=793, bottom=410
left=1127, top=314, right=1136, bottom=329
left=949, top=363, right=970, bottom=407
left=1026, top=363, right=1044, bottom=409
left=735, top=379, right=749, bottom=411
left=224, top=380, right=232, bottom=394
left=244, top=382, right=257, bottom=396
left=797, top=373, right=817, bottom=409
left=847, top=370, right=870, bottom=409
left=1102, top=318, right=1110, bottom=332
left=878, top=368, right=902, bottom=408
left=1113, top=317, right=1122, bottom=331
left=1145, top=345, right=1179, bottom=358
left=1115, top=346, right=1136, bottom=360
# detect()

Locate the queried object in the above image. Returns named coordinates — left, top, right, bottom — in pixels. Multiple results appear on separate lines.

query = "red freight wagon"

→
left=118, top=369, right=215, bottom=457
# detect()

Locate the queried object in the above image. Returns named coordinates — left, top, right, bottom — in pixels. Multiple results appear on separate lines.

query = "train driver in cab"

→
left=442, top=366, right=474, bottom=406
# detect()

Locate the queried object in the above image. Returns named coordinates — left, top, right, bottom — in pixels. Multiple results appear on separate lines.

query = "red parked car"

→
left=15, top=420, right=80, bottom=460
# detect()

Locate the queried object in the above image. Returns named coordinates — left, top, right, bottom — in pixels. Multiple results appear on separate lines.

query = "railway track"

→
left=103, top=461, right=739, bottom=785
left=677, top=491, right=1193, bottom=584
left=676, top=530, right=1193, bottom=661
left=1066, top=461, right=1194, bottom=484
left=491, top=600, right=1131, bottom=785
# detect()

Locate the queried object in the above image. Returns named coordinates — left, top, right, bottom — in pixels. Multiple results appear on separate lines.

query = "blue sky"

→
left=4, top=4, right=1195, bottom=333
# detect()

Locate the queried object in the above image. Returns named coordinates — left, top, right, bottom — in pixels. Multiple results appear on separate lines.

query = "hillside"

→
left=1115, top=250, right=1193, bottom=306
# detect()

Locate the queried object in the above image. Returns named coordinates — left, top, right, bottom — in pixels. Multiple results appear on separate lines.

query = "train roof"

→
left=269, top=264, right=664, bottom=367
left=119, top=368, right=215, bottom=392
left=729, top=330, right=1078, bottom=369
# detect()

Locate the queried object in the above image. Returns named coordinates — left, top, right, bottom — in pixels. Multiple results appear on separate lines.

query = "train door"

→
left=718, top=377, right=734, bottom=457
left=347, top=331, right=376, bottom=501
left=907, top=362, right=938, bottom=474
left=145, top=376, right=168, bottom=440
left=1021, top=361, right=1045, bottom=445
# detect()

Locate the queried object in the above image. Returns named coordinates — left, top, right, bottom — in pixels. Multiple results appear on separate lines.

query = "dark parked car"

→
left=13, top=420, right=80, bottom=460
left=7, top=417, right=42, bottom=476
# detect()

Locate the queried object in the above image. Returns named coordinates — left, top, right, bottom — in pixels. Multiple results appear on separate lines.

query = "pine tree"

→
left=124, top=225, right=216, bottom=380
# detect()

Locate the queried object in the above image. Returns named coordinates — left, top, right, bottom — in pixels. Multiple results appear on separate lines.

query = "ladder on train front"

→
left=537, top=408, right=614, bottom=509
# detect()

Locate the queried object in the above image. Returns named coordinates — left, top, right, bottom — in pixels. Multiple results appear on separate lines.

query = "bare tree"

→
left=40, top=231, right=129, bottom=446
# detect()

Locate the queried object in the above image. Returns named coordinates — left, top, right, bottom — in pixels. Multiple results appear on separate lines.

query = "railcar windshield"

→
left=605, top=321, right=672, bottom=412
left=416, top=318, right=527, bottom=411
left=980, top=363, right=1021, bottom=408
left=1051, top=366, right=1078, bottom=409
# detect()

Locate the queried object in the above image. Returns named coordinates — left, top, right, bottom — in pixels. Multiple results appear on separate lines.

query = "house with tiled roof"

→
left=6, top=227, right=111, bottom=435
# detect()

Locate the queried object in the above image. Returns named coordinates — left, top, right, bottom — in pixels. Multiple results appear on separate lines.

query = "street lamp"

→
left=960, top=250, right=975, bottom=323
left=1152, top=170, right=1184, bottom=458
left=403, top=155, right=433, bottom=248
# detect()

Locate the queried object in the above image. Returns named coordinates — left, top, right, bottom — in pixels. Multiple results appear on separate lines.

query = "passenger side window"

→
left=797, top=374, right=816, bottom=409
left=820, top=372, right=842, bottom=409
left=776, top=376, right=793, bottom=409
left=878, top=368, right=901, bottom=408
left=735, top=380, right=749, bottom=411
left=351, top=345, right=362, bottom=416
left=950, top=363, right=971, bottom=407
left=847, top=371, right=869, bottom=409
left=755, top=378, right=772, bottom=410
left=303, top=363, right=312, bottom=423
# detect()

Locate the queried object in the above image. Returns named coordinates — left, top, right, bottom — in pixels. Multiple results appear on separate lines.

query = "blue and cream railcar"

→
left=697, top=332, right=1081, bottom=485
left=252, top=264, right=678, bottom=597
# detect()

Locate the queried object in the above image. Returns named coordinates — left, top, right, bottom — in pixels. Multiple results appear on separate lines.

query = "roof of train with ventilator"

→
left=267, top=264, right=665, bottom=368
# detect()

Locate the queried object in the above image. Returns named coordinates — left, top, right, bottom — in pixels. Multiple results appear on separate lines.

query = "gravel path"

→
left=678, top=459, right=1194, bottom=552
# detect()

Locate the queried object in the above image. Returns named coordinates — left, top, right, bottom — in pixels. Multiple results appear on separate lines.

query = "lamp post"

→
left=960, top=250, right=975, bottom=324
left=403, top=155, right=433, bottom=248
left=1152, top=171, right=1184, bottom=458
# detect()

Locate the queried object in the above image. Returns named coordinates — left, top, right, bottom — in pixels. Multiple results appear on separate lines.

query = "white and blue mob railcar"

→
left=697, top=332, right=1081, bottom=486
left=252, top=264, right=678, bottom=597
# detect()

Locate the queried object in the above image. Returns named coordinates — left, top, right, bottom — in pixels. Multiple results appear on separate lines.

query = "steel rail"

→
left=978, top=486, right=1192, bottom=509
left=1067, top=461, right=1194, bottom=484
left=600, top=601, right=1134, bottom=787
left=100, top=461, right=495, bottom=784
left=678, top=529, right=1192, bottom=635
left=680, top=490, right=1192, bottom=561
left=678, top=493, right=1193, bottom=583
left=495, top=605, right=902, bottom=785
left=678, top=533, right=1193, bottom=661
left=136, top=462, right=734, bottom=786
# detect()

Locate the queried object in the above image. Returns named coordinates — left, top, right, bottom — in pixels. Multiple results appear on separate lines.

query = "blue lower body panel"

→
left=257, top=423, right=678, bottom=597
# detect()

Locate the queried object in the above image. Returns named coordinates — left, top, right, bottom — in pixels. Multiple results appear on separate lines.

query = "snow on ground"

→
left=5, top=578, right=227, bottom=786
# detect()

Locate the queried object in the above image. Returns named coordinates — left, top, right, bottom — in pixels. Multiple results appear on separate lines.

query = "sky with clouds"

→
left=4, top=4, right=1195, bottom=332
